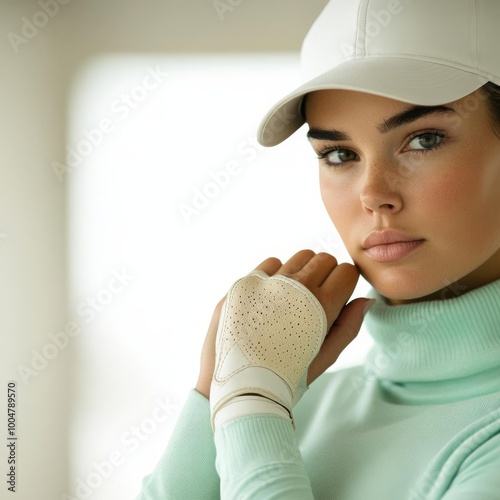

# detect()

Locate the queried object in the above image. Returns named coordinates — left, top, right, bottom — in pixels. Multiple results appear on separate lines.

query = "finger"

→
left=318, top=263, right=360, bottom=326
left=252, top=256, right=282, bottom=276
left=276, top=249, right=316, bottom=276
left=196, top=295, right=228, bottom=399
left=307, top=297, right=369, bottom=385
left=292, top=252, right=338, bottom=287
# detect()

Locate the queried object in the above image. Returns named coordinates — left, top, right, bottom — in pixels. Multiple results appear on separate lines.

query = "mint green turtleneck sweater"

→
left=137, top=280, right=500, bottom=499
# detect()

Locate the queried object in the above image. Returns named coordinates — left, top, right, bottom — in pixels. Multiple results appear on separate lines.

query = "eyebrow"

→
left=307, top=105, right=457, bottom=141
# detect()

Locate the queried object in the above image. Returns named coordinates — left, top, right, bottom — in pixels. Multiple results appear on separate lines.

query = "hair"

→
left=483, top=81, right=500, bottom=136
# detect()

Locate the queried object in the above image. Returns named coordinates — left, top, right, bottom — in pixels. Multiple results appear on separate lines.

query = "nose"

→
left=359, top=163, right=403, bottom=215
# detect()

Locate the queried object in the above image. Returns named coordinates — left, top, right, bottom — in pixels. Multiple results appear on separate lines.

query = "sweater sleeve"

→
left=136, top=389, right=220, bottom=500
left=214, top=414, right=314, bottom=500
left=440, top=433, right=500, bottom=500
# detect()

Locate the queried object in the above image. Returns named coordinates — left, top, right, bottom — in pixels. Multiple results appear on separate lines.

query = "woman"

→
left=138, top=0, right=500, bottom=498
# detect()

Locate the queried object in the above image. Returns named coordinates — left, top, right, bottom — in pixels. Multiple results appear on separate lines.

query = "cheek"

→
left=319, top=170, right=359, bottom=240
left=414, top=171, right=461, bottom=215
left=419, top=152, right=500, bottom=237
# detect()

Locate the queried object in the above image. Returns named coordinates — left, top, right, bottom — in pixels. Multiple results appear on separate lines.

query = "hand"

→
left=278, top=250, right=370, bottom=386
left=195, top=250, right=371, bottom=400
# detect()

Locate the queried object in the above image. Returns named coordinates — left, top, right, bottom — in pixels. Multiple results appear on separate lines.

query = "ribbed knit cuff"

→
left=214, top=415, right=302, bottom=478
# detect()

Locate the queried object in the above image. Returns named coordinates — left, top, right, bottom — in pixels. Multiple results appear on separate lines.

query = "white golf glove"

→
left=210, top=270, right=327, bottom=430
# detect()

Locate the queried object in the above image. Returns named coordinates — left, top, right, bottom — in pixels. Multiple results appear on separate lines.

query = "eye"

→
left=317, top=147, right=359, bottom=167
left=407, top=131, right=445, bottom=151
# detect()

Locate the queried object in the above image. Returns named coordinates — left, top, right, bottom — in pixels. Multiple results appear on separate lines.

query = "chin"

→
left=376, top=286, right=439, bottom=305
left=357, top=264, right=449, bottom=305
left=372, top=283, right=433, bottom=304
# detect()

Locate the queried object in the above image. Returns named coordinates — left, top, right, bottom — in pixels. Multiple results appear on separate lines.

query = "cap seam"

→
left=354, top=0, right=369, bottom=57
left=471, top=0, right=479, bottom=70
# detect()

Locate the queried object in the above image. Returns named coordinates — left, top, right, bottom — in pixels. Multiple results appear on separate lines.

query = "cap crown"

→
left=301, top=0, right=500, bottom=84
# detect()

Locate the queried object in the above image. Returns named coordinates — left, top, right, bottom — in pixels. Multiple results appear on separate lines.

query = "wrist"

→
left=213, top=395, right=291, bottom=430
left=195, top=376, right=211, bottom=400
left=210, top=363, right=294, bottom=430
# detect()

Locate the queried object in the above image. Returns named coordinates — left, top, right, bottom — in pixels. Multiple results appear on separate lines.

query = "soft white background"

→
left=68, top=55, right=372, bottom=498
left=0, top=2, right=373, bottom=499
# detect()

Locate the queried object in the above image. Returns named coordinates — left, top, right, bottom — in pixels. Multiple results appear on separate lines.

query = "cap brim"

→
left=257, top=57, right=488, bottom=147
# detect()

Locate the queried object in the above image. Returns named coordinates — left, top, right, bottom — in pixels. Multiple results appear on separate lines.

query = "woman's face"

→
left=305, top=89, right=500, bottom=304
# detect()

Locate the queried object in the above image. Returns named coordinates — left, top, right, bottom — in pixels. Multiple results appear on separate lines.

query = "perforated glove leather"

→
left=210, top=270, right=327, bottom=430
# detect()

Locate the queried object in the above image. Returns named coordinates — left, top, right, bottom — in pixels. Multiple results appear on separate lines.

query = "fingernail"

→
left=362, top=299, right=377, bottom=317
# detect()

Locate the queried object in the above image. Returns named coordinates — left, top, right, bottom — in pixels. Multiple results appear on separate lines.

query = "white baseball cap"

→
left=257, top=0, right=500, bottom=147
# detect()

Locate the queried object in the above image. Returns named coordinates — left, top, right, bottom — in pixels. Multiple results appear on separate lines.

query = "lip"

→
left=363, top=229, right=425, bottom=263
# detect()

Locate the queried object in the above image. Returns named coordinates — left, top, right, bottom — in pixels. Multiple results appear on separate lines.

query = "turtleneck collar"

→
left=363, top=279, right=500, bottom=383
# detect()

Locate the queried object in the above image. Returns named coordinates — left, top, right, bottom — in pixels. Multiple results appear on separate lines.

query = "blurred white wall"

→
left=0, top=1, right=380, bottom=499
left=66, top=52, right=372, bottom=500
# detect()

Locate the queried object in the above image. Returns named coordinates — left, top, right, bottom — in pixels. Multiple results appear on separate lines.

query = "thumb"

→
left=307, top=298, right=375, bottom=386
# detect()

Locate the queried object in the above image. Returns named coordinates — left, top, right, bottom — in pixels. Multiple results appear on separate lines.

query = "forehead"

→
left=304, top=88, right=488, bottom=129
left=306, top=89, right=405, bottom=117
